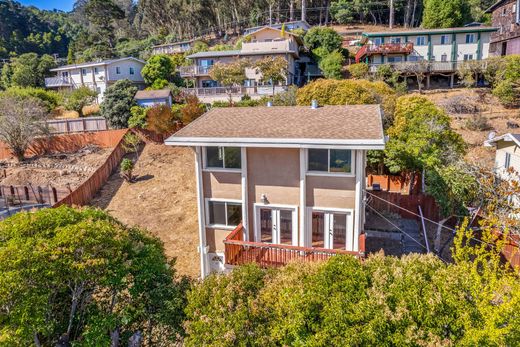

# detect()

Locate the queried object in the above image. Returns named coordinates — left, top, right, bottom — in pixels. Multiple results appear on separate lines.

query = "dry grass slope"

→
left=90, top=144, right=200, bottom=278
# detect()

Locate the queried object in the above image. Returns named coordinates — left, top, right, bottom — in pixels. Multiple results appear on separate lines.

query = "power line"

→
left=365, top=203, right=448, bottom=263
left=364, top=190, right=500, bottom=249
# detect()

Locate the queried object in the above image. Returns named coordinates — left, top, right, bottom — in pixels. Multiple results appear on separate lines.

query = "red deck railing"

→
left=355, top=42, right=414, bottom=62
left=223, top=224, right=363, bottom=268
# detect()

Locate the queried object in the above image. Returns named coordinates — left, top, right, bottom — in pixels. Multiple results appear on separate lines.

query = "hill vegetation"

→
left=0, top=0, right=500, bottom=62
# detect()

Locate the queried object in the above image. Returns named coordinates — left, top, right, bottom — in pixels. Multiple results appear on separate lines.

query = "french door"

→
left=255, top=205, right=298, bottom=246
left=310, top=209, right=353, bottom=250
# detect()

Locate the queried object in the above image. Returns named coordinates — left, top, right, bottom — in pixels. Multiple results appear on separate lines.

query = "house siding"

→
left=489, top=0, right=520, bottom=55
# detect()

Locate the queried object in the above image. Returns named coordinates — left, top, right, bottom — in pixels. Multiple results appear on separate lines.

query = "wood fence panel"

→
left=53, top=130, right=129, bottom=208
left=47, top=117, right=108, bottom=134
left=368, top=191, right=440, bottom=221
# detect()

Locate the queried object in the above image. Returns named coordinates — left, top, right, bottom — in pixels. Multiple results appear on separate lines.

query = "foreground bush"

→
left=185, top=244, right=520, bottom=346
left=296, top=79, right=397, bottom=127
left=0, top=206, right=188, bottom=346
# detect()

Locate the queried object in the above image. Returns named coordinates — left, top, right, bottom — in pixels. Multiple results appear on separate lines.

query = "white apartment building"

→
left=45, top=57, right=146, bottom=102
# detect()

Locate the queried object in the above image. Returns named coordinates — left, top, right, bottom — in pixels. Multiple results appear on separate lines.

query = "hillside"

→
left=418, top=88, right=519, bottom=169
left=90, top=144, right=200, bottom=278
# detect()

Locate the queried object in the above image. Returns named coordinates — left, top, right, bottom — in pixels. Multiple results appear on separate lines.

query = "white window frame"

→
left=254, top=203, right=298, bottom=246
left=116, top=66, right=121, bottom=75
left=440, top=35, right=450, bottom=45
left=416, top=36, right=426, bottom=46
left=306, top=149, right=356, bottom=177
left=465, top=34, right=475, bottom=44
left=203, top=146, right=242, bottom=173
left=306, top=207, right=354, bottom=250
left=463, top=54, right=474, bottom=61
left=505, top=152, right=512, bottom=169
left=205, top=198, right=243, bottom=230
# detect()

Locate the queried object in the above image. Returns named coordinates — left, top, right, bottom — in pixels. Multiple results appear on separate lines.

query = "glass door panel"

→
left=332, top=213, right=347, bottom=250
left=260, top=208, right=272, bottom=243
left=311, top=212, right=325, bottom=248
left=279, top=210, right=293, bottom=245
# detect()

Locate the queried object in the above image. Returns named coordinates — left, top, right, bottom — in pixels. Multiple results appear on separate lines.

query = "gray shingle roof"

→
left=165, top=105, right=385, bottom=148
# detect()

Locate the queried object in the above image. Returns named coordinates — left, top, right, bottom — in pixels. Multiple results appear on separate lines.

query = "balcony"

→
left=45, top=76, right=73, bottom=88
left=179, top=65, right=212, bottom=77
left=183, top=85, right=288, bottom=97
left=224, top=224, right=364, bottom=268
left=368, top=61, right=459, bottom=73
left=356, top=42, right=414, bottom=62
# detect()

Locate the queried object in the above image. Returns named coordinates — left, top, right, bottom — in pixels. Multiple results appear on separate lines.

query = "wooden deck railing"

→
left=224, top=224, right=361, bottom=268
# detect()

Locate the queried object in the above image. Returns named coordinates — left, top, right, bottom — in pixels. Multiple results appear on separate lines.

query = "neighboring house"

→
left=486, top=0, right=520, bottom=55
left=45, top=57, right=146, bottom=102
left=243, top=20, right=311, bottom=35
left=179, top=26, right=306, bottom=102
left=356, top=26, right=497, bottom=87
left=484, top=133, right=520, bottom=178
left=151, top=39, right=195, bottom=55
left=134, top=89, right=173, bottom=107
left=165, top=103, right=385, bottom=277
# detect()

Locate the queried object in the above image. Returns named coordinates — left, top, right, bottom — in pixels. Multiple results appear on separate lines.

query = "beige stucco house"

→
left=179, top=26, right=305, bottom=103
left=165, top=103, right=385, bottom=277
left=485, top=133, right=520, bottom=177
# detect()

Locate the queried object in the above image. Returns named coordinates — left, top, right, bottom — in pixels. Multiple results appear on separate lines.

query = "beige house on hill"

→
left=485, top=133, right=520, bottom=177
left=179, top=26, right=305, bottom=103
left=165, top=104, right=385, bottom=277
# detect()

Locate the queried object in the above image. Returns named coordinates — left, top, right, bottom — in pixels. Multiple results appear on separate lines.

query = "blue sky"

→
left=19, top=0, right=75, bottom=12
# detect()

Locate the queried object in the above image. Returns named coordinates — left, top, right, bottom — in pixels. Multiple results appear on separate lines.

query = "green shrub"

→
left=2, top=86, right=62, bottom=111
left=296, top=79, right=397, bottom=126
left=120, top=158, right=135, bottom=182
left=318, top=50, right=345, bottom=79
left=0, top=206, right=187, bottom=346
left=304, top=27, right=343, bottom=53
left=100, top=79, right=138, bottom=128
left=184, top=251, right=520, bottom=345
left=128, top=105, right=148, bottom=128
left=347, top=63, right=369, bottom=79
left=493, top=80, right=519, bottom=108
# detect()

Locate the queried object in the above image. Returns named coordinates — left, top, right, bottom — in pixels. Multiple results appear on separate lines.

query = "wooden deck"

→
left=223, top=224, right=364, bottom=268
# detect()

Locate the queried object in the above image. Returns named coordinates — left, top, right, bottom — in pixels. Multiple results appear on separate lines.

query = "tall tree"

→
left=84, top=0, right=125, bottom=58
left=422, top=0, right=472, bottom=28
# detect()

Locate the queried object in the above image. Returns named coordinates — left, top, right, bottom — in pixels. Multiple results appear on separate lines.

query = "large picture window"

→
left=308, top=149, right=352, bottom=174
left=207, top=200, right=242, bottom=227
left=205, top=147, right=241, bottom=170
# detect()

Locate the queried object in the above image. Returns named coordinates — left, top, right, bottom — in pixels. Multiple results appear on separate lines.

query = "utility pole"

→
left=301, top=0, right=306, bottom=22
left=389, top=0, right=394, bottom=29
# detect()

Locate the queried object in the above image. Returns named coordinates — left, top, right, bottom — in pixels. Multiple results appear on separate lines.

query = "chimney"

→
left=267, top=101, right=273, bottom=107
left=311, top=99, right=318, bottom=109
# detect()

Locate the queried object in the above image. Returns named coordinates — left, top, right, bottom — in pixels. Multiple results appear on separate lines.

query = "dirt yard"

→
left=0, top=145, right=112, bottom=188
left=416, top=88, right=519, bottom=169
left=90, top=144, right=200, bottom=278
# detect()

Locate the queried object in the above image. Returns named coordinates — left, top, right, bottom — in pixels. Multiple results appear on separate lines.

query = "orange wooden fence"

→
left=501, top=235, right=520, bottom=270
left=224, top=224, right=363, bottom=268
left=367, top=173, right=420, bottom=194
left=0, top=129, right=128, bottom=160
left=367, top=190, right=441, bottom=221
left=0, top=184, right=69, bottom=206
left=53, top=130, right=129, bottom=207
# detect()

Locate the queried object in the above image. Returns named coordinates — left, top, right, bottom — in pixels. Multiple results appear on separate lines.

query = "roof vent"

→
left=311, top=99, right=318, bottom=109
left=267, top=100, right=273, bottom=107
